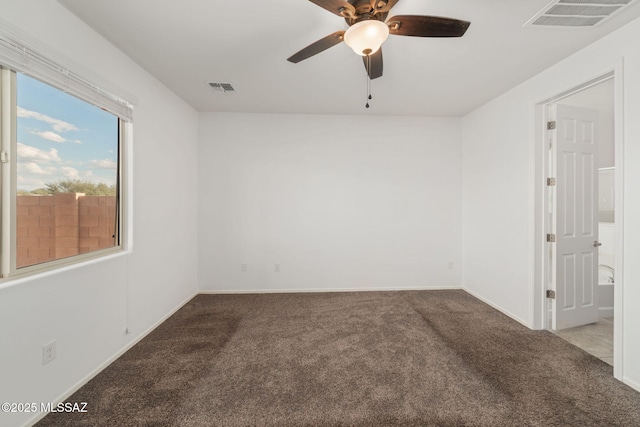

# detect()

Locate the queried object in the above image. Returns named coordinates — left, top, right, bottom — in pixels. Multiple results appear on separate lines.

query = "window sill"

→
left=0, top=246, right=129, bottom=290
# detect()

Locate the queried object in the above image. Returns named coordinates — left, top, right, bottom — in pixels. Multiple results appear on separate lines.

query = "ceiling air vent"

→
left=208, top=82, right=235, bottom=93
left=525, top=0, right=637, bottom=27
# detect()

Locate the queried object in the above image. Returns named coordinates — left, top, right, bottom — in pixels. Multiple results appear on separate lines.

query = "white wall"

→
left=0, top=2, right=199, bottom=427
left=462, top=15, right=640, bottom=390
left=199, top=113, right=461, bottom=292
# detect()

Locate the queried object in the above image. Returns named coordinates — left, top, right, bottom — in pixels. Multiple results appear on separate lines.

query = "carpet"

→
left=37, top=290, right=640, bottom=426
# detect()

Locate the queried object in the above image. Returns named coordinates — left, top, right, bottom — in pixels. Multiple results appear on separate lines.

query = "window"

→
left=1, top=69, right=123, bottom=277
left=0, top=63, right=129, bottom=279
left=0, top=26, right=132, bottom=280
left=12, top=72, right=121, bottom=271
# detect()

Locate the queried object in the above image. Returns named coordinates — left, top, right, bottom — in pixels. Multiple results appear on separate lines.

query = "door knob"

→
left=594, top=241, right=602, bottom=247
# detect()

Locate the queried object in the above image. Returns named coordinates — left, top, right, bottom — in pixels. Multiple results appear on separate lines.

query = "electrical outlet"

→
left=241, top=263, right=247, bottom=272
left=274, top=263, right=280, bottom=272
left=43, top=341, right=56, bottom=365
left=448, top=262, right=454, bottom=270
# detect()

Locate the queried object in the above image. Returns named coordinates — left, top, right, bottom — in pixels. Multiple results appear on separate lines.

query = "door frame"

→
left=533, top=67, right=624, bottom=380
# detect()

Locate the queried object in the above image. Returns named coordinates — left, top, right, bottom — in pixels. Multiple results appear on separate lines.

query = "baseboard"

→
left=24, top=291, right=198, bottom=427
left=599, top=307, right=614, bottom=318
left=623, top=376, right=640, bottom=394
left=198, top=286, right=461, bottom=295
left=462, top=287, right=531, bottom=329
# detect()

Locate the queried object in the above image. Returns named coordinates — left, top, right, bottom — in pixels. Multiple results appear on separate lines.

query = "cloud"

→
left=17, top=107, right=78, bottom=133
left=61, top=166, right=79, bottom=178
left=17, top=143, right=62, bottom=163
left=89, top=159, right=117, bottom=170
left=33, top=130, right=82, bottom=144
left=22, top=162, right=56, bottom=175
left=34, top=131, right=66, bottom=143
left=17, top=175, right=46, bottom=188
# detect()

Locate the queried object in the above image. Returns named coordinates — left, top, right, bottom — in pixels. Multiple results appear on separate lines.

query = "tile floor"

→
left=554, top=317, right=614, bottom=365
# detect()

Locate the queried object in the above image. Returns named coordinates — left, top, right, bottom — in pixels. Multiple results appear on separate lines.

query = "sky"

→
left=16, top=73, right=118, bottom=192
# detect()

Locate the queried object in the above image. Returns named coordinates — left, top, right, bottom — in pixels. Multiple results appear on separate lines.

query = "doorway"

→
left=536, top=72, right=623, bottom=376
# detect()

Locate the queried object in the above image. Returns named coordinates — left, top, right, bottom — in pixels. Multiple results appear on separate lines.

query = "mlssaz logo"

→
left=43, top=402, right=88, bottom=413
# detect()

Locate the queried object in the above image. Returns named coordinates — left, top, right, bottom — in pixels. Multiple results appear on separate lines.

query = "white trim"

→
left=623, top=375, right=640, bottom=394
left=0, top=249, right=129, bottom=291
left=532, top=102, right=547, bottom=330
left=0, top=68, right=14, bottom=278
left=537, top=72, right=615, bottom=106
left=7, top=246, right=125, bottom=281
left=24, top=291, right=198, bottom=427
left=463, top=287, right=531, bottom=328
left=535, top=71, right=615, bottom=330
left=599, top=307, right=614, bottom=317
left=198, top=285, right=461, bottom=295
left=533, top=64, right=625, bottom=381
left=613, top=58, right=625, bottom=380
left=123, top=121, right=134, bottom=333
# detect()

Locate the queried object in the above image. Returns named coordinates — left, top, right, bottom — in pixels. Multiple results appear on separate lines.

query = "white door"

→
left=551, top=104, right=599, bottom=330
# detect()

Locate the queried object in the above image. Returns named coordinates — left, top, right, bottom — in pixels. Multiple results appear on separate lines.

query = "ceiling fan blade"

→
left=387, top=15, right=470, bottom=37
left=308, top=0, right=356, bottom=17
left=362, top=48, right=383, bottom=79
left=371, top=0, right=399, bottom=13
left=287, top=31, right=345, bottom=63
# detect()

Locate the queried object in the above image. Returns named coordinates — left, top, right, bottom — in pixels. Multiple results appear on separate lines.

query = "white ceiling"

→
left=57, top=0, right=640, bottom=116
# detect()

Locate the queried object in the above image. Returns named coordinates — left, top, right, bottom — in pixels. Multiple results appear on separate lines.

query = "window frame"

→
left=0, top=67, right=127, bottom=280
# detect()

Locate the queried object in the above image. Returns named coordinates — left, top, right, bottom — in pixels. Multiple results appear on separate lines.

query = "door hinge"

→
left=0, top=151, right=8, bottom=163
left=547, top=178, right=556, bottom=186
left=547, top=233, right=556, bottom=242
left=546, top=290, right=556, bottom=299
left=547, top=121, right=556, bottom=130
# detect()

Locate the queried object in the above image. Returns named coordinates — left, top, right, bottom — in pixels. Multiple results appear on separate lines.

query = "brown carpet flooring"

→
left=37, top=290, right=640, bottom=426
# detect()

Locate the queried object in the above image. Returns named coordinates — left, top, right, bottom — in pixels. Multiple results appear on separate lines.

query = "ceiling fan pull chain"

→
left=366, top=54, right=372, bottom=109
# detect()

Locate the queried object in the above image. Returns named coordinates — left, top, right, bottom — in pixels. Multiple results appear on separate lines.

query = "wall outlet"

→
left=274, top=263, right=280, bottom=272
left=43, top=341, right=56, bottom=365
left=448, top=262, right=454, bottom=270
left=241, top=263, right=247, bottom=272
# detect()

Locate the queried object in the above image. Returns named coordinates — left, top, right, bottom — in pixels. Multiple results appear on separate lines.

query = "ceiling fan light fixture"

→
left=344, top=20, right=389, bottom=56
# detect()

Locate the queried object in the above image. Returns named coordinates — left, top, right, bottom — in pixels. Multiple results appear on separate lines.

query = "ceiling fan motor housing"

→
left=343, top=0, right=389, bottom=26
left=346, top=12, right=388, bottom=26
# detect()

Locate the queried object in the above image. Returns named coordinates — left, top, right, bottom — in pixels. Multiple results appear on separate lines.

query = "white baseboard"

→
left=24, top=291, right=198, bottom=427
left=623, top=376, right=640, bottom=394
left=599, top=307, right=614, bottom=318
left=198, top=285, right=461, bottom=295
left=462, top=287, right=531, bottom=328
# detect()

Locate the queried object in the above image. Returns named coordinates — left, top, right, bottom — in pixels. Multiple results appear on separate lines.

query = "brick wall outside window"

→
left=16, top=193, right=117, bottom=268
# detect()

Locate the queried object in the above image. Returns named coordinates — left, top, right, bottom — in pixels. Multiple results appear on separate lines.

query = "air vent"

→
left=525, top=0, right=637, bottom=27
left=208, top=82, right=236, bottom=93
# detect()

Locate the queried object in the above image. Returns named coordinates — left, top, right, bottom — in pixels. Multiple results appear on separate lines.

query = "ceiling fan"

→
left=287, top=0, right=471, bottom=80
